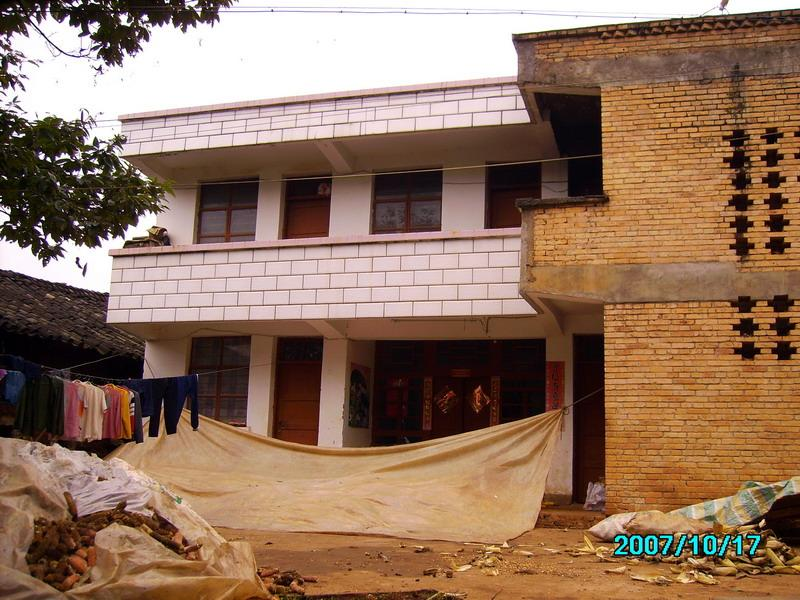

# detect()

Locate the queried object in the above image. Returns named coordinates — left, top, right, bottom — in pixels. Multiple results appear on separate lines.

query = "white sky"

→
left=0, top=0, right=796, bottom=292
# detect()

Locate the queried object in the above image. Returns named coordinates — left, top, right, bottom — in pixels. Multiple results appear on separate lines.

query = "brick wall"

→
left=107, top=233, right=530, bottom=324
left=529, top=74, right=800, bottom=269
left=605, top=301, right=800, bottom=512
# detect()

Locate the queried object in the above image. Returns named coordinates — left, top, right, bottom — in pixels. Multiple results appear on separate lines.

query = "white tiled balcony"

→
left=107, top=230, right=533, bottom=324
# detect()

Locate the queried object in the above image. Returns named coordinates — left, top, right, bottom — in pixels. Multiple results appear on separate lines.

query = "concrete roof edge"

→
left=511, top=9, right=800, bottom=42
left=118, top=76, right=519, bottom=122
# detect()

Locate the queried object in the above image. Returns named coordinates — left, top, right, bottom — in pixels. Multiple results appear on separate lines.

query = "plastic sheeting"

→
left=0, top=438, right=269, bottom=599
left=111, top=409, right=564, bottom=543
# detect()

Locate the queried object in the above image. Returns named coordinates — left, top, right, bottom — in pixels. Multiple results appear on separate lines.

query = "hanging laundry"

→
left=101, top=384, right=124, bottom=440
left=150, top=375, right=199, bottom=436
left=130, top=389, right=144, bottom=443
left=0, top=354, right=42, bottom=379
left=1, top=370, right=26, bottom=405
left=62, top=380, right=84, bottom=441
left=14, top=375, right=64, bottom=437
left=75, top=381, right=107, bottom=442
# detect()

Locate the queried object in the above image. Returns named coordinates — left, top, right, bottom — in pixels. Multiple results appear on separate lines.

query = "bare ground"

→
left=217, top=527, right=800, bottom=600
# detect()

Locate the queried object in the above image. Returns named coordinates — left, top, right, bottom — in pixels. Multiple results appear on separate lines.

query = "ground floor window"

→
left=189, top=336, right=251, bottom=426
left=372, top=339, right=545, bottom=445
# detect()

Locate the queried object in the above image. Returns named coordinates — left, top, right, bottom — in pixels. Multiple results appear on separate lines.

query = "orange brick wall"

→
left=530, top=74, right=800, bottom=269
left=604, top=301, right=800, bottom=512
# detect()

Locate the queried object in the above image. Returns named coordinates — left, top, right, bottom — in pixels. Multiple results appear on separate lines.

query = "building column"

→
left=317, top=338, right=349, bottom=447
left=246, top=335, right=276, bottom=436
left=544, top=331, right=574, bottom=503
left=142, top=339, right=190, bottom=378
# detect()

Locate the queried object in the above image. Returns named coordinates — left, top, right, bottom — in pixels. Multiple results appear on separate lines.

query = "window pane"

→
left=198, top=372, right=218, bottom=395
left=230, top=208, right=256, bottom=234
left=218, top=397, right=247, bottom=424
left=229, top=181, right=259, bottom=206
left=191, top=338, right=221, bottom=367
left=410, top=200, right=441, bottom=229
left=408, top=171, right=442, bottom=198
left=374, top=202, right=406, bottom=231
left=200, top=185, right=229, bottom=208
left=374, top=173, right=407, bottom=199
left=287, top=177, right=331, bottom=199
left=222, top=337, right=251, bottom=365
left=198, top=396, right=216, bottom=419
left=199, top=210, right=226, bottom=235
left=220, top=372, right=249, bottom=396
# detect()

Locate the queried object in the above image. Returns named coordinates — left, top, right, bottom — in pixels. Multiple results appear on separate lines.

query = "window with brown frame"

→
left=283, top=177, right=331, bottom=239
left=196, top=180, right=258, bottom=243
left=189, top=336, right=251, bottom=426
left=486, top=164, right=541, bottom=228
left=372, top=170, right=442, bottom=233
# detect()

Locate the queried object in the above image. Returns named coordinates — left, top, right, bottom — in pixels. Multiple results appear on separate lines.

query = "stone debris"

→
left=257, top=567, right=318, bottom=598
left=26, top=496, right=199, bottom=592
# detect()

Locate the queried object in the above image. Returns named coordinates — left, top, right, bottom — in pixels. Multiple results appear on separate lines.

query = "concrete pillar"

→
left=329, top=175, right=372, bottom=236
left=442, top=166, right=485, bottom=231
left=246, top=335, right=276, bottom=436
left=317, top=338, right=349, bottom=447
left=544, top=331, right=574, bottom=502
left=256, top=174, right=283, bottom=240
left=142, top=339, right=190, bottom=378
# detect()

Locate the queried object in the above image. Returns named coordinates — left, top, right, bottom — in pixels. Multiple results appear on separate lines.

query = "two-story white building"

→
left=107, top=76, right=603, bottom=502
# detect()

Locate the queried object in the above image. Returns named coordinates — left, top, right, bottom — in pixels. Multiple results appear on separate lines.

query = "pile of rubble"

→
left=26, top=494, right=200, bottom=592
left=257, top=567, right=318, bottom=598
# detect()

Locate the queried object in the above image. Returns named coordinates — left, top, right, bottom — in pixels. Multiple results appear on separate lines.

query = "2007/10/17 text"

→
left=613, top=533, right=761, bottom=558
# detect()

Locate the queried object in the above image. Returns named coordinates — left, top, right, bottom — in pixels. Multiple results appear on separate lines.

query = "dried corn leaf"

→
left=605, top=566, right=627, bottom=574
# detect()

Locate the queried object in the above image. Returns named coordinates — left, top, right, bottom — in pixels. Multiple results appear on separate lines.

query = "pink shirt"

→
left=62, top=381, right=83, bottom=440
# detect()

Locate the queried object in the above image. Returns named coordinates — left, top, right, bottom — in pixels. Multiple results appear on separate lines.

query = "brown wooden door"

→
left=573, top=335, right=605, bottom=503
left=431, top=377, right=490, bottom=439
left=274, top=338, right=323, bottom=445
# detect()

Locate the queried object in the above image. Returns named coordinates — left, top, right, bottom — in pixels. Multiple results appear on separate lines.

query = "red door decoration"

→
left=546, top=361, right=565, bottom=411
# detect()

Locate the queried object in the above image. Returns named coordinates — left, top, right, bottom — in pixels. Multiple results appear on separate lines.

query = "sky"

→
left=1, top=0, right=797, bottom=292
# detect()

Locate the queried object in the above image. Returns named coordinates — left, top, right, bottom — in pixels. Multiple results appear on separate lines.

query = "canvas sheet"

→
left=0, top=438, right=268, bottom=600
left=672, top=477, right=800, bottom=526
left=111, top=408, right=564, bottom=543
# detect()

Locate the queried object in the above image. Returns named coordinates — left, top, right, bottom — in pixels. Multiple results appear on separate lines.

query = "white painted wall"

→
left=246, top=335, right=276, bottom=436
left=544, top=332, right=573, bottom=499
left=328, top=175, right=372, bottom=236
left=343, top=340, right=375, bottom=447
left=441, top=167, right=486, bottom=231
left=142, top=338, right=190, bottom=378
left=157, top=188, right=197, bottom=246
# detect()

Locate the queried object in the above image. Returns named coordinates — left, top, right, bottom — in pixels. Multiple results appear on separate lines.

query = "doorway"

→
left=273, top=338, right=323, bottom=445
left=573, top=334, right=605, bottom=504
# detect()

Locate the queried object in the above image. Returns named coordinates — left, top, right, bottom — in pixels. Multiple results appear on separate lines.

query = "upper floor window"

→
left=486, top=163, right=540, bottom=228
left=197, top=180, right=258, bottom=243
left=283, top=176, right=331, bottom=239
left=189, top=336, right=251, bottom=426
left=373, top=170, right=442, bottom=234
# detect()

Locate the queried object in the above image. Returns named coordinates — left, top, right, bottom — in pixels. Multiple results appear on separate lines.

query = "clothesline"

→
left=0, top=354, right=200, bottom=444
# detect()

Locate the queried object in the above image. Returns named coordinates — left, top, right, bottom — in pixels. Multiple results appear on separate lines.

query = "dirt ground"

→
left=217, top=526, right=800, bottom=600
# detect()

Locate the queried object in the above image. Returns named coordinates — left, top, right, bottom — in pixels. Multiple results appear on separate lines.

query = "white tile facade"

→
left=107, top=233, right=531, bottom=323
left=120, top=82, right=529, bottom=156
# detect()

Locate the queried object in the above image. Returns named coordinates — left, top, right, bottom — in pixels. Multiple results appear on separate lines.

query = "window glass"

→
left=372, top=170, right=442, bottom=233
left=189, top=336, right=251, bottom=426
left=197, top=180, right=258, bottom=243
left=374, top=202, right=407, bottom=231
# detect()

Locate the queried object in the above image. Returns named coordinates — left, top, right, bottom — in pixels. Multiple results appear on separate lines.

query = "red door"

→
left=273, top=338, right=322, bottom=445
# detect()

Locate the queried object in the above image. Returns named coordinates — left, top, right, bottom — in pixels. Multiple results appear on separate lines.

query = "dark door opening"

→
left=573, top=334, right=605, bottom=504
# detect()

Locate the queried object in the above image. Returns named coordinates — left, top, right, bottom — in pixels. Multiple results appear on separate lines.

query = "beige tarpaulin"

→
left=111, top=408, right=563, bottom=543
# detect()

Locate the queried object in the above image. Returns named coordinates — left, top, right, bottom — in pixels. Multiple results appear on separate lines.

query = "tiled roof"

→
left=512, top=9, right=800, bottom=42
left=0, top=270, right=144, bottom=358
